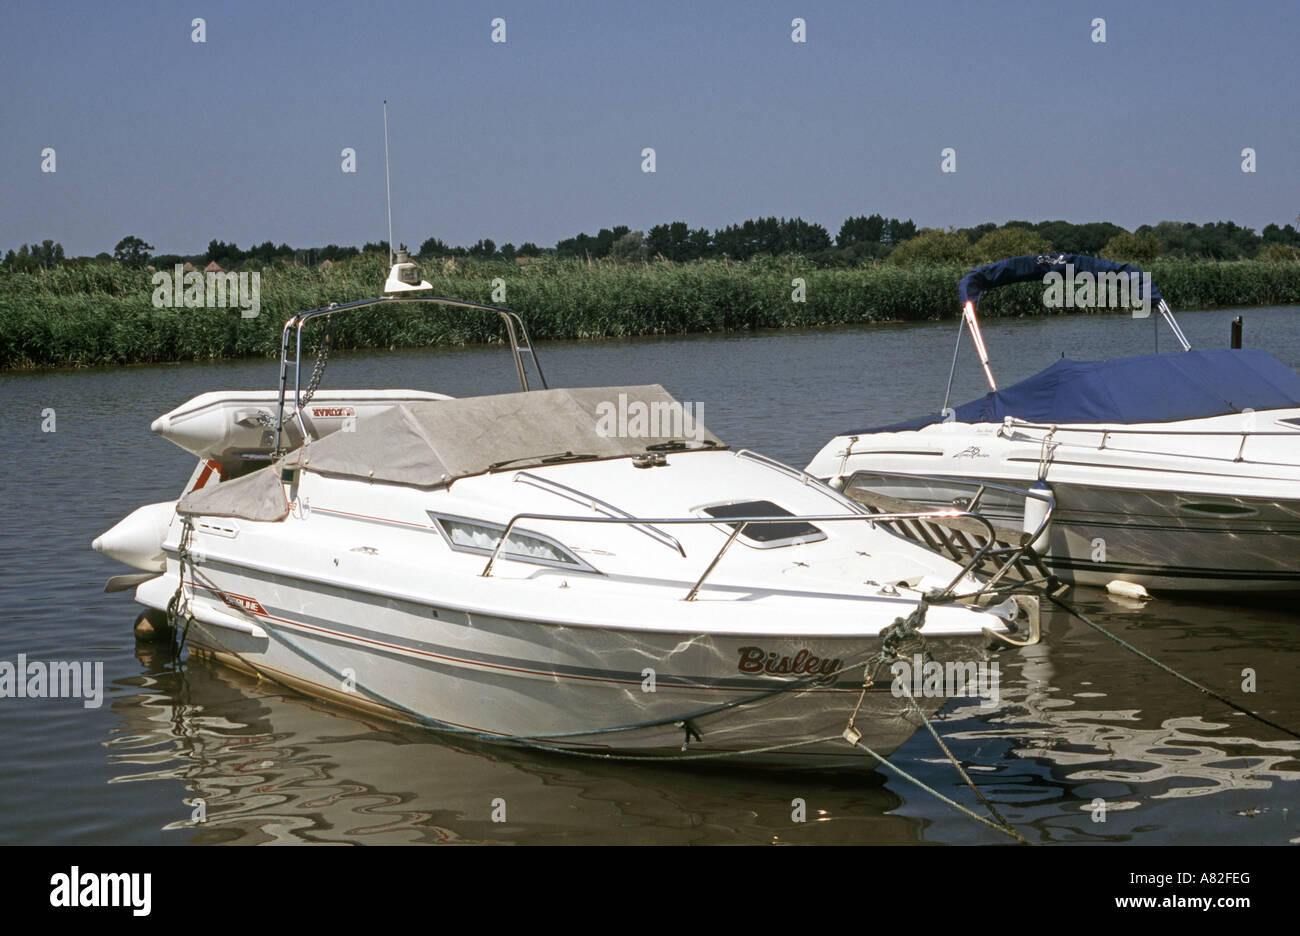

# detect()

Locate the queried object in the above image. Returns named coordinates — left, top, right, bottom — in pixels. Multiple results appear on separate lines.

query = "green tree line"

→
left=6, top=215, right=1300, bottom=274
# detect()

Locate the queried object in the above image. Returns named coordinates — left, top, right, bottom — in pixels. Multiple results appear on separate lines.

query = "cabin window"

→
left=700, top=501, right=826, bottom=548
left=428, top=513, right=595, bottom=571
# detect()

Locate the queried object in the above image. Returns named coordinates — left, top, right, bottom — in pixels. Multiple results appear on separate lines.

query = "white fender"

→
left=1021, top=480, right=1052, bottom=552
left=92, top=501, right=175, bottom=572
left=1107, top=580, right=1152, bottom=601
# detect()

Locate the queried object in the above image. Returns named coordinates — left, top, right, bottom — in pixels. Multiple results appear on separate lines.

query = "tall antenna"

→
left=383, top=99, right=394, bottom=264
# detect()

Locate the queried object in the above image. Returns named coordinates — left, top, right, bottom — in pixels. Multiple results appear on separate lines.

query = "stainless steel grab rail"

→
left=732, top=449, right=871, bottom=515
left=1002, top=419, right=1299, bottom=438
left=512, top=471, right=686, bottom=557
left=1001, top=417, right=1300, bottom=465
left=477, top=508, right=1001, bottom=601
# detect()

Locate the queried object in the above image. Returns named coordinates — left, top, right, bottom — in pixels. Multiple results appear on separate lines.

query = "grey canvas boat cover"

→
left=175, top=386, right=722, bottom=520
left=293, top=384, right=722, bottom=487
left=177, top=461, right=290, bottom=522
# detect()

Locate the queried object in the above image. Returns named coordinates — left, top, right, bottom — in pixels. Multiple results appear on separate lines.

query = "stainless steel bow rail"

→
left=272, top=294, right=547, bottom=454
left=478, top=507, right=1011, bottom=605
left=1000, top=417, right=1300, bottom=464
left=839, top=470, right=1060, bottom=592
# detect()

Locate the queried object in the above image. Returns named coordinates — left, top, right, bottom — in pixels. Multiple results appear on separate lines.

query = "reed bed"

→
left=2, top=256, right=1298, bottom=369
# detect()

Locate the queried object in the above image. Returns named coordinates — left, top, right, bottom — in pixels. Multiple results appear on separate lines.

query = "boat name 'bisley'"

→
left=737, top=646, right=842, bottom=677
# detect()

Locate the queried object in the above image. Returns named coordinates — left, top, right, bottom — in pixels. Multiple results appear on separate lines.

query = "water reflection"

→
left=102, top=589, right=1300, bottom=845
left=925, top=595, right=1300, bottom=843
left=108, top=645, right=927, bottom=844
left=5, top=306, right=1299, bottom=844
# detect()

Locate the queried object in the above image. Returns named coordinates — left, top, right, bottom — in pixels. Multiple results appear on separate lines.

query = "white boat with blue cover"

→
left=807, top=254, right=1300, bottom=593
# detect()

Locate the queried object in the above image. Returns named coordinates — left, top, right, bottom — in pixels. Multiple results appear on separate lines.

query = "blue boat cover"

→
left=864, top=349, right=1300, bottom=432
left=959, top=254, right=1162, bottom=307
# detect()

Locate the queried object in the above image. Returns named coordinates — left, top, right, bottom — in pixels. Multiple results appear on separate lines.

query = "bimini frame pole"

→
left=1158, top=299, right=1191, bottom=351
left=941, top=310, right=967, bottom=415
left=272, top=294, right=548, bottom=455
left=943, top=300, right=997, bottom=414
left=965, top=301, right=997, bottom=391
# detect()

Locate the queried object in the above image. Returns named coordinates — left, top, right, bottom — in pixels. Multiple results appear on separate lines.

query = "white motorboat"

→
left=807, top=254, right=1300, bottom=593
left=95, top=256, right=1038, bottom=766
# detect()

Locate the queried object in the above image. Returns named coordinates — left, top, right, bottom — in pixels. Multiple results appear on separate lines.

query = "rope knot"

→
left=879, top=595, right=930, bottom=662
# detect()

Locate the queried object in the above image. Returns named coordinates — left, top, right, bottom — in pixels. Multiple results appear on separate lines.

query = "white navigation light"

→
left=384, top=249, right=432, bottom=293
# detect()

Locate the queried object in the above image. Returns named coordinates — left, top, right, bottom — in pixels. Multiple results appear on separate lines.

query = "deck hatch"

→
left=701, top=501, right=827, bottom=548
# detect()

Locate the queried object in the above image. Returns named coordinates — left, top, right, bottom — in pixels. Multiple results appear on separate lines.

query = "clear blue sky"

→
left=2, top=0, right=1297, bottom=256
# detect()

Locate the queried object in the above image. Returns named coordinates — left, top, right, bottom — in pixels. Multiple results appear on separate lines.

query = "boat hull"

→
left=143, top=567, right=1004, bottom=767
left=845, top=472, right=1300, bottom=592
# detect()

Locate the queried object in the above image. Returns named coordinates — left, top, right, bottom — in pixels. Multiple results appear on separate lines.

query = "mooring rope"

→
left=845, top=594, right=1028, bottom=841
left=898, top=686, right=1015, bottom=832
left=164, top=518, right=198, bottom=663
left=1046, top=593, right=1300, bottom=741
left=843, top=734, right=1029, bottom=843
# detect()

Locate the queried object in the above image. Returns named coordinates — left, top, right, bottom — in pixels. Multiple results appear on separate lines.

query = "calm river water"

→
left=2, top=306, right=1298, bottom=844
